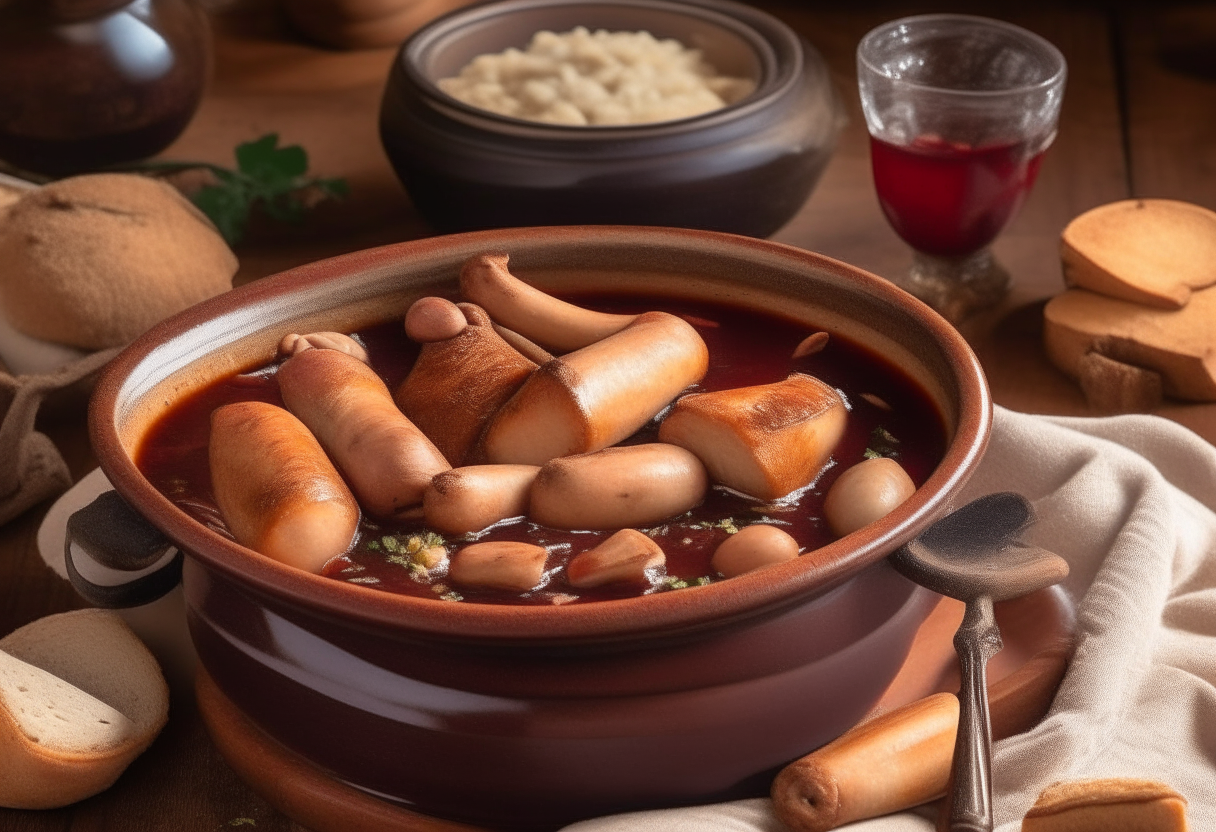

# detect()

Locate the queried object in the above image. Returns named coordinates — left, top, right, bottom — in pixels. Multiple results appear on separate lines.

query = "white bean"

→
left=823, top=457, right=916, bottom=537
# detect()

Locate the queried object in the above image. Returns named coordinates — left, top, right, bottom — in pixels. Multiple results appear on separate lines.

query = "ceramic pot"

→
left=0, top=0, right=210, bottom=175
left=379, top=0, right=844, bottom=236
left=86, top=227, right=991, bottom=829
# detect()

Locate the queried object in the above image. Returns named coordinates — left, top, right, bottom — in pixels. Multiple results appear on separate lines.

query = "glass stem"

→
left=891, top=248, right=1010, bottom=324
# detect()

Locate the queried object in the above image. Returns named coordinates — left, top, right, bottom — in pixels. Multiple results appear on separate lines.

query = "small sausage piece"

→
left=209, top=401, right=359, bottom=572
left=405, top=297, right=466, bottom=343
left=529, top=443, right=709, bottom=531
left=711, top=524, right=800, bottom=578
left=278, top=331, right=370, bottom=364
left=423, top=464, right=540, bottom=535
left=823, top=457, right=916, bottom=537
left=567, top=529, right=665, bottom=588
left=278, top=348, right=450, bottom=517
left=449, top=541, right=548, bottom=592
left=460, top=253, right=636, bottom=352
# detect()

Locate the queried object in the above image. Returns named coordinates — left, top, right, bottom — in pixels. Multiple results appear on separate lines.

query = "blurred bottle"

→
left=0, top=0, right=211, bottom=176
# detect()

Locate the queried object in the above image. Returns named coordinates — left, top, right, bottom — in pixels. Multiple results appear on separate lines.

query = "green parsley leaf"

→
left=118, top=133, right=348, bottom=246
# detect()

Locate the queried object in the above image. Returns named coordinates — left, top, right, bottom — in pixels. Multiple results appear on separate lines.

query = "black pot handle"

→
left=65, top=490, right=183, bottom=608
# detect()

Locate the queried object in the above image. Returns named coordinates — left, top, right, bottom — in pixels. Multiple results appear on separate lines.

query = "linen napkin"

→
left=563, top=405, right=1216, bottom=831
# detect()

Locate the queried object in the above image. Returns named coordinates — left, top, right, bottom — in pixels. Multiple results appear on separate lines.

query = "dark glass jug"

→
left=0, top=0, right=210, bottom=175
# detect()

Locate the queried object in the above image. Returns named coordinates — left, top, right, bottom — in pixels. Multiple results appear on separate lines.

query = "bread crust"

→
left=0, top=609, right=169, bottom=809
left=1023, top=778, right=1188, bottom=832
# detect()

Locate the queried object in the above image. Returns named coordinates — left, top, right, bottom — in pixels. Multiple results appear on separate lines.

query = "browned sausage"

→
left=278, top=348, right=449, bottom=517
left=209, top=401, right=359, bottom=572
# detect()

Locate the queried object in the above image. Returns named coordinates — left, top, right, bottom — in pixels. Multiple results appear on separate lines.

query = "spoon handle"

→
left=949, top=596, right=1003, bottom=832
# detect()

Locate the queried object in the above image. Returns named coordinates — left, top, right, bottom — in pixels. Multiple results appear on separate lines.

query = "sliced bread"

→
left=0, top=608, right=169, bottom=809
left=1043, top=284, right=1216, bottom=402
left=1061, top=199, right=1216, bottom=309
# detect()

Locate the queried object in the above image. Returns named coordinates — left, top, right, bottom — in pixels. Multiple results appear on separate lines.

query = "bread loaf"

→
left=0, top=173, right=236, bottom=350
left=0, top=609, right=169, bottom=809
left=1022, top=778, right=1188, bottom=831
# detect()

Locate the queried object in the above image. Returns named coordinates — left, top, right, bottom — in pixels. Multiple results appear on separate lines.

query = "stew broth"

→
left=136, top=295, right=946, bottom=605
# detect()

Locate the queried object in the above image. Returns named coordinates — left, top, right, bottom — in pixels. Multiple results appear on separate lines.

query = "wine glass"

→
left=857, top=14, right=1066, bottom=323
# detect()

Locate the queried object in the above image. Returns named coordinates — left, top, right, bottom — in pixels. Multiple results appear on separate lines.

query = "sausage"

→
left=209, top=401, right=359, bottom=572
left=485, top=312, right=709, bottom=465
left=529, top=443, right=708, bottom=530
left=278, top=347, right=450, bottom=517
left=423, top=464, right=540, bottom=535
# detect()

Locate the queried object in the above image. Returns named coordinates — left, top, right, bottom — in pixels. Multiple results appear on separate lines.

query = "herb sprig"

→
left=128, top=133, right=348, bottom=246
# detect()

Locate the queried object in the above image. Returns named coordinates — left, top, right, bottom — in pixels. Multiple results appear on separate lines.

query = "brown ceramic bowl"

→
left=88, top=227, right=990, bottom=829
left=379, top=0, right=843, bottom=236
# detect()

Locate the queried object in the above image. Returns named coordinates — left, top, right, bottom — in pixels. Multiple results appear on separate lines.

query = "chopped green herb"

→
left=661, top=575, right=714, bottom=591
left=693, top=518, right=741, bottom=534
left=432, top=583, right=463, bottom=602
left=865, top=426, right=902, bottom=459
left=365, top=539, right=381, bottom=551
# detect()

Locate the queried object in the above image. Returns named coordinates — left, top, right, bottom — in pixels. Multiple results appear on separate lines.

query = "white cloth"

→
left=563, top=406, right=1216, bottom=831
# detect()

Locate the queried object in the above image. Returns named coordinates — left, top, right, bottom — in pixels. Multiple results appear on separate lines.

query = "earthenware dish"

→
left=87, top=226, right=991, bottom=829
left=379, top=0, right=843, bottom=236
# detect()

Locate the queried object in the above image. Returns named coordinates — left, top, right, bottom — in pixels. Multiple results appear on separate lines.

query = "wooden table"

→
left=3, top=1, right=1215, bottom=829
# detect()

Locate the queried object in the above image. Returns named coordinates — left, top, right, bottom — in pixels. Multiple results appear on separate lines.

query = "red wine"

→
left=871, top=134, right=1046, bottom=257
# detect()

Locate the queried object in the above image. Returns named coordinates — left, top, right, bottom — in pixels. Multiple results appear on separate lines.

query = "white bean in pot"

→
left=449, top=541, right=548, bottom=592
left=823, top=457, right=916, bottom=538
left=567, top=528, right=665, bottom=589
left=711, top=524, right=800, bottom=578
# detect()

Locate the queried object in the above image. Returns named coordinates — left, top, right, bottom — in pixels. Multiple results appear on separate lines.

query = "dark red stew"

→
left=136, top=295, right=947, bottom=605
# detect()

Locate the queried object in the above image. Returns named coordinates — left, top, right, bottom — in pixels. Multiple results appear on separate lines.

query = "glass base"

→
left=888, top=249, right=1010, bottom=324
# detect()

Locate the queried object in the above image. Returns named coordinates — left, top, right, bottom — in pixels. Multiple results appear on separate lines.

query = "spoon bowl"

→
left=896, top=492, right=1070, bottom=602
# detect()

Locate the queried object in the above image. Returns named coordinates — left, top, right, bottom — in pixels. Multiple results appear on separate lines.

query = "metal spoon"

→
left=891, top=492, right=1070, bottom=832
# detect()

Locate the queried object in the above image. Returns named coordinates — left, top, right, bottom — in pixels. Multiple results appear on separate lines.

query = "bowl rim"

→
left=398, top=0, right=806, bottom=138
left=89, top=226, right=991, bottom=643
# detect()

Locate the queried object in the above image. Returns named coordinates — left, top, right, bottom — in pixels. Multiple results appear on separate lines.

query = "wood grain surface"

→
left=1, top=1, right=1214, bottom=830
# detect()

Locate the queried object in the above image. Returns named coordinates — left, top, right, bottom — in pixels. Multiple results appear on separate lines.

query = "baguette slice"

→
left=1022, top=778, right=1188, bottom=831
left=0, top=609, right=169, bottom=809
left=1043, top=285, right=1216, bottom=401
left=1061, top=199, right=1216, bottom=309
